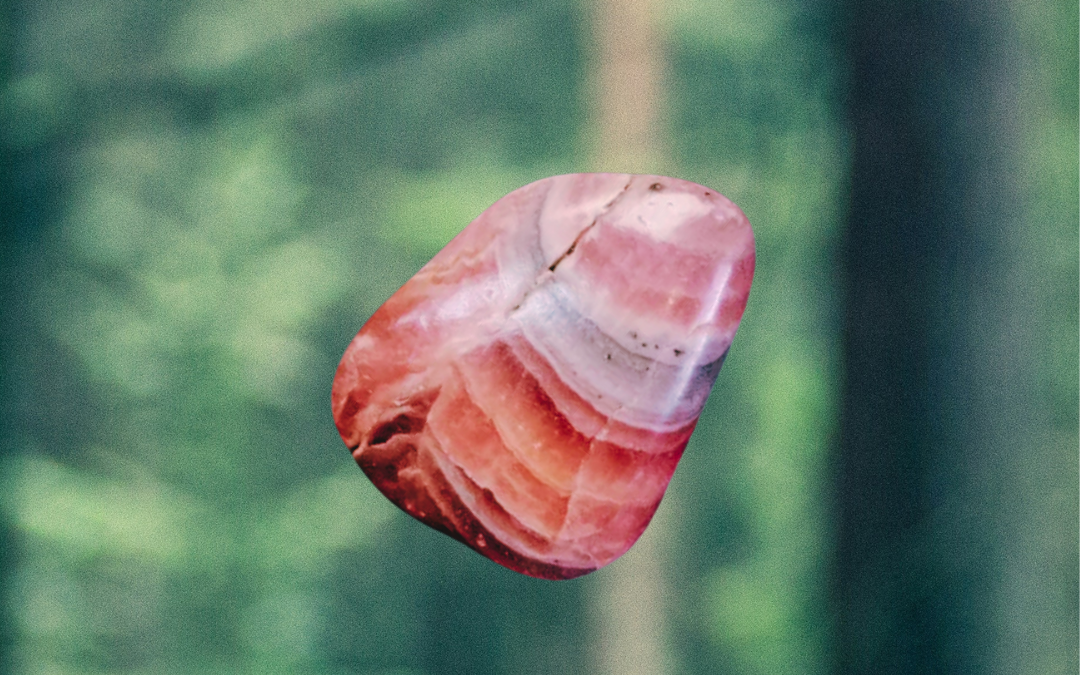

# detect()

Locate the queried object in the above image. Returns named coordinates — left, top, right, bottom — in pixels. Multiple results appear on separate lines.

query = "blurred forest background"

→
left=0, top=0, right=1075, bottom=673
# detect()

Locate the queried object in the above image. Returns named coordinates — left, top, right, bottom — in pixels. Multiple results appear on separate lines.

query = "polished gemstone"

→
left=332, top=174, right=755, bottom=579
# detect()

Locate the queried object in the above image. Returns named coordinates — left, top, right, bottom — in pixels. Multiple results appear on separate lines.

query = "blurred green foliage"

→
left=0, top=0, right=1075, bottom=674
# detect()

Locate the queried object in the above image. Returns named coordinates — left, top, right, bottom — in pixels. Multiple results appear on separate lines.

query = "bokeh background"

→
left=0, top=0, right=1075, bottom=674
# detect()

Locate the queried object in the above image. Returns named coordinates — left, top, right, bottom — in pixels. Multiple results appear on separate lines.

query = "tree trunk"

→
left=837, top=0, right=1074, bottom=672
left=587, top=1, right=674, bottom=674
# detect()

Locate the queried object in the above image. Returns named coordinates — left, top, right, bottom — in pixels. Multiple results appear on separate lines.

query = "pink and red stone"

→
left=332, top=174, right=754, bottom=579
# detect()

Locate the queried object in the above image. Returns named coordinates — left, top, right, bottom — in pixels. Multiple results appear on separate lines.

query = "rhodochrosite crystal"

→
left=332, top=174, right=754, bottom=579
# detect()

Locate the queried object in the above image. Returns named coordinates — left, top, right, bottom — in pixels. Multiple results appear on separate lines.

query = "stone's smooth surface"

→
left=332, top=174, right=755, bottom=579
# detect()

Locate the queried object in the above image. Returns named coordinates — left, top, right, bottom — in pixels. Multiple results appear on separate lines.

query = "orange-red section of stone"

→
left=333, top=325, right=693, bottom=577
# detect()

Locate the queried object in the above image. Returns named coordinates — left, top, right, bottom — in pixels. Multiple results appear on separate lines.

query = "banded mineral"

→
left=332, top=173, right=755, bottom=579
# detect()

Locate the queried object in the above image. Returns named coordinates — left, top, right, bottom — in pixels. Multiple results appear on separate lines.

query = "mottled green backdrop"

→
left=0, top=1, right=1075, bottom=674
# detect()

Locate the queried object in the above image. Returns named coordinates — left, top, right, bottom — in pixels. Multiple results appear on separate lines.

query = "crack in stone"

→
left=547, top=178, right=633, bottom=273
left=509, top=178, right=636, bottom=321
